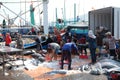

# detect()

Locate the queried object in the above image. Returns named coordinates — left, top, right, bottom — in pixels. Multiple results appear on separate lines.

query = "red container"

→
left=79, top=54, right=88, bottom=59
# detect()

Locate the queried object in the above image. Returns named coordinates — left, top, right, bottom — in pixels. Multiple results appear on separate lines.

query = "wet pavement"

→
left=53, top=73, right=107, bottom=80
left=0, top=50, right=108, bottom=80
left=0, top=69, right=33, bottom=80
left=0, top=37, right=115, bottom=80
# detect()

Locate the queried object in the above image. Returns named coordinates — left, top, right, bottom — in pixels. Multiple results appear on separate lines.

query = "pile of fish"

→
left=22, top=38, right=35, bottom=44
left=78, top=58, right=120, bottom=75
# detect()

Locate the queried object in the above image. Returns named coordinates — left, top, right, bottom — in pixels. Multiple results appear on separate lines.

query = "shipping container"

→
left=89, top=7, right=120, bottom=39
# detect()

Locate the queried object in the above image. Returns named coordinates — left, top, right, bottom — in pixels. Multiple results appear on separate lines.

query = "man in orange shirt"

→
left=5, top=33, right=12, bottom=46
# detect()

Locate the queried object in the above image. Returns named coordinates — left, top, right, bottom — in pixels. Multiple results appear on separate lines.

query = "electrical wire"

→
left=0, top=1, right=41, bottom=3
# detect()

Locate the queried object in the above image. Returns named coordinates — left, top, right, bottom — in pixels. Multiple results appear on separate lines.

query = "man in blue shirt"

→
left=60, top=42, right=78, bottom=70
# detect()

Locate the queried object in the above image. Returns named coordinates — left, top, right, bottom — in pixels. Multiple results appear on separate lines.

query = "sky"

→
left=0, top=0, right=120, bottom=26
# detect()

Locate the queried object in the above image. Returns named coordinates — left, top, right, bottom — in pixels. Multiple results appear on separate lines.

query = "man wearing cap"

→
left=106, top=32, right=117, bottom=59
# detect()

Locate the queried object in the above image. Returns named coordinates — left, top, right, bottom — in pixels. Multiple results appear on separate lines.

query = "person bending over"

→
left=60, top=42, right=78, bottom=70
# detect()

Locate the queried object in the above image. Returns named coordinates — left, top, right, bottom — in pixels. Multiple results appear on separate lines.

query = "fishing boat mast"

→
left=42, top=0, right=49, bottom=35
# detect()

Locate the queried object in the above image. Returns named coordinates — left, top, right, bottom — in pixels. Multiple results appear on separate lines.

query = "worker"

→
left=106, top=32, right=117, bottom=60
left=60, top=40, right=78, bottom=70
left=35, top=31, right=43, bottom=53
left=16, top=33, right=23, bottom=49
left=87, top=30, right=97, bottom=64
left=14, top=33, right=24, bottom=60
left=5, top=33, right=12, bottom=46
left=46, top=34, right=53, bottom=44
left=31, top=27, right=37, bottom=35
left=79, top=35, right=87, bottom=55
left=47, top=42, right=60, bottom=61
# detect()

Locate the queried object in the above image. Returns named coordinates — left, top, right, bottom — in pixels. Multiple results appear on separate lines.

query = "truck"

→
left=89, top=7, right=120, bottom=39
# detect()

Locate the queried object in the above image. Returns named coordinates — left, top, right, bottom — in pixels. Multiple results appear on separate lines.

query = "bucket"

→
left=79, top=54, right=88, bottom=59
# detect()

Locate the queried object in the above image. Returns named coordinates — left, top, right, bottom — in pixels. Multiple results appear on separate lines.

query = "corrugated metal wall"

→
left=114, top=7, right=120, bottom=39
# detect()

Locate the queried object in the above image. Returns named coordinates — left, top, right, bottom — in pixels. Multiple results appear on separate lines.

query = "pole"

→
left=25, top=0, right=26, bottom=26
left=74, top=3, right=76, bottom=24
left=37, top=0, right=41, bottom=27
left=43, top=0, right=49, bottom=35
left=55, top=8, right=58, bottom=28
left=20, top=0, right=21, bottom=27
left=63, top=0, right=66, bottom=26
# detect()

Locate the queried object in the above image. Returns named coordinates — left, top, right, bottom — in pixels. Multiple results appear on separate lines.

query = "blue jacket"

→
left=87, top=37, right=97, bottom=49
left=62, top=42, right=78, bottom=52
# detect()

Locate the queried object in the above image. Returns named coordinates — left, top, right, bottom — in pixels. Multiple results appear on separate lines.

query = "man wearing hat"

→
left=87, top=30, right=97, bottom=64
left=106, top=32, right=117, bottom=59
